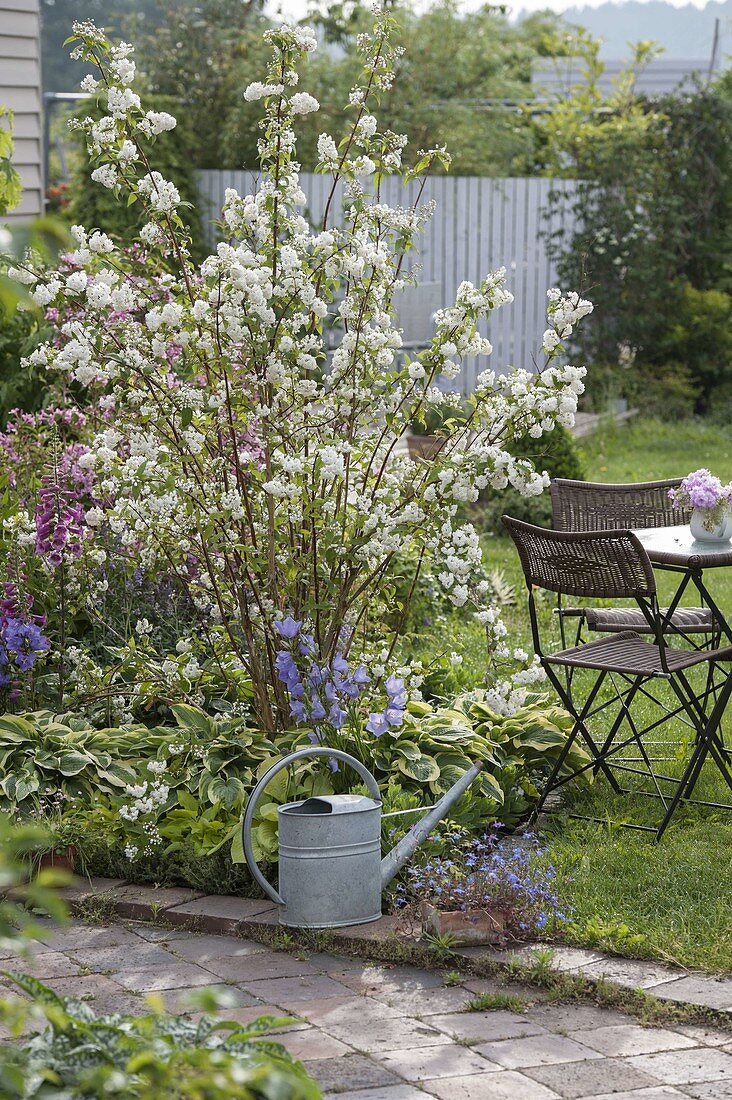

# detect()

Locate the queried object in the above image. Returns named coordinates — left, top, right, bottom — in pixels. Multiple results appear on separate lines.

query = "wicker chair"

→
left=502, top=515, right=732, bottom=838
left=551, top=477, right=716, bottom=640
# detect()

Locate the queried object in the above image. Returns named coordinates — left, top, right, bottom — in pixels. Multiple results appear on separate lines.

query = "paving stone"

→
left=114, top=961, right=216, bottom=993
left=167, top=935, right=267, bottom=964
left=685, top=1082, right=732, bottom=1098
left=200, top=950, right=318, bottom=982
left=0, top=938, right=56, bottom=961
left=573, top=1024, right=698, bottom=1057
left=238, top=907, right=280, bottom=926
left=104, top=885, right=204, bottom=921
left=124, top=922, right=190, bottom=942
left=329, top=915, right=408, bottom=945
left=427, top=1009, right=545, bottom=1044
left=40, top=974, right=143, bottom=1015
left=535, top=947, right=608, bottom=973
left=21, top=951, right=82, bottom=979
left=294, top=997, right=387, bottom=1026
left=277, top=1027, right=353, bottom=1061
left=425, top=1069, right=561, bottom=1099
left=300, top=952, right=369, bottom=974
left=580, top=958, right=688, bottom=991
left=369, top=983, right=476, bottom=1016
left=189, top=1004, right=310, bottom=1031
left=334, top=964, right=444, bottom=996
left=68, top=942, right=175, bottom=974
left=581, top=1090, right=689, bottom=1100
left=241, top=974, right=356, bottom=1006
left=324, top=1088, right=426, bottom=1100
left=329, top=1016, right=454, bottom=1054
left=307, top=1053, right=403, bottom=1093
left=160, top=984, right=260, bottom=1013
left=373, top=1042, right=499, bottom=1081
left=476, top=1033, right=604, bottom=1069
left=627, top=1048, right=732, bottom=1085
left=39, top=923, right=142, bottom=952
left=461, top=975, right=552, bottom=1003
left=59, top=877, right=126, bottom=909
left=526, top=1003, right=636, bottom=1033
left=651, top=977, right=732, bottom=1012
left=523, top=1056, right=663, bottom=1098
left=676, top=1025, right=732, bottom=1048
left=164, top=894, right=276, bottom=933
left=306, top=1001, right=452, bottom=1054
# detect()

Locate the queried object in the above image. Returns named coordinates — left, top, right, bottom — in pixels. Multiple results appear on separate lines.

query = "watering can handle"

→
left=242, top=747, right=382, bottom=907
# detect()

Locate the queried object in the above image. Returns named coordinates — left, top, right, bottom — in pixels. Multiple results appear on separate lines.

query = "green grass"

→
left=418, top=417, right=732, bottom=973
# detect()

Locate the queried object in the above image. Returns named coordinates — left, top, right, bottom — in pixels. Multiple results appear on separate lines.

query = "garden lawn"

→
left=413, top=417, right=732, bottom=973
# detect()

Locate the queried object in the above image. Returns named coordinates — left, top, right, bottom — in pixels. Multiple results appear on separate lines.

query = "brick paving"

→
left=50, top=878, right=732, bottom=1018
left=3, top=918, right=732, bottom=1099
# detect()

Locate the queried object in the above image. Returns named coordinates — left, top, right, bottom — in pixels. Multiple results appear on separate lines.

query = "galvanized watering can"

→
left=242, top=746, right=483, bottom=929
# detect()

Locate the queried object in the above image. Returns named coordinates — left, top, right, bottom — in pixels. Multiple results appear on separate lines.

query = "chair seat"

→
left=546, top=630, right=732, bottom=676
left=582, top=606, right=716, bottom=635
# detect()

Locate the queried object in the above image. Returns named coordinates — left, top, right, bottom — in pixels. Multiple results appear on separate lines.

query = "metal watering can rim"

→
left=280, top=794, right=382, bottom=816
left=241, top=746, right=483, bottom=909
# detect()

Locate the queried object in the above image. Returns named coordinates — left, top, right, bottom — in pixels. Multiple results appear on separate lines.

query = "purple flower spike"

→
left=275, top=615, right=301, bottom=639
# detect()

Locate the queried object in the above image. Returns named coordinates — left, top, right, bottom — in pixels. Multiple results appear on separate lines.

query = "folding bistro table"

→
left=633, top=525, right=732, bottom=643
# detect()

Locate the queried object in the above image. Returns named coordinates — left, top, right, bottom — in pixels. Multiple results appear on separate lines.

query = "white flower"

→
left=85, top=506, right=105, bottom=527
left=142, top=111, right=177, bottom=135
left=88, top=231, right=114, bottom=254
left=91, top=164, right=118, bottom=189
left=65, top=271, right=88, bottom=293
left=290, top=92, right=319, bottom=115
left=137, top=171, right=180, bottom=213
left=317, top=133, right=338, bottom=164
left=107, top=86, right=140, bottom=117
left=244, top=82, right=284, bottom=102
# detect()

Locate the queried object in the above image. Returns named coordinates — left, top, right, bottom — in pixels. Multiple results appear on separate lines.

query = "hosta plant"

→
left=0, top=712, right=136, bottom=809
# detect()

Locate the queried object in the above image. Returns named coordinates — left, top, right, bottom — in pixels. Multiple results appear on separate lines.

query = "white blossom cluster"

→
left=10, top=15, right=595, bottom=725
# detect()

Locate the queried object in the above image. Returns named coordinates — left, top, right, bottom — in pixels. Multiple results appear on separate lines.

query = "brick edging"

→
left=61, top=876, right=732, bottom=1018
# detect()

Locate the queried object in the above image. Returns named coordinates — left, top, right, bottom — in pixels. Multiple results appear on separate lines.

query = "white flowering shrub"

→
left=9, top=13, right=591, bottom=734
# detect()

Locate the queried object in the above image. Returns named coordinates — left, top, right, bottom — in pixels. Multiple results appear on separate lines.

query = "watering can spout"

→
left=380, top=761, right=483, bottom=889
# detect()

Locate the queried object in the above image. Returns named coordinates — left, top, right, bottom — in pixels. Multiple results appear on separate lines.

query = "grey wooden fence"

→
left=196, top=171, right=579, bottom=393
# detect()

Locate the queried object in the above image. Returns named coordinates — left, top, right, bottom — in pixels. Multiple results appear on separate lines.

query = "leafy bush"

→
left=0, top=303, right=48, bottom=424
left=662, top=284, right=732, bottom=414
left=0, top=977, right=320, bottom=1099
left=626, top=359, right=698, bottom=421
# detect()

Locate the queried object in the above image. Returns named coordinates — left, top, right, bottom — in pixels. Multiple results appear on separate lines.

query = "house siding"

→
left=0, top=0, right=43, bottom=220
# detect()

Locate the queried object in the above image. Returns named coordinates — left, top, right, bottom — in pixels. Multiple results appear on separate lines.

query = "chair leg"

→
left=528, top=667, right=614, bottom=825
left=656, top=669, right=732, bottom=840
left=544, top=666, right=623, bottom=794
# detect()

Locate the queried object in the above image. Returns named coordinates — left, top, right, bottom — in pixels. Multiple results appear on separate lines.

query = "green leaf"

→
left=397, top=755, right=441, bottom=783
left=56, top=751, right=92, bottom=777
left=230, top=822, right=245, bottom=864
left=171, top=703, right=213, bottom=736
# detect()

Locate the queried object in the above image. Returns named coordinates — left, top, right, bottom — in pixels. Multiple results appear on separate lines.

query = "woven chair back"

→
left=502, top=515, right=657, bottom=599
left=551, top=478, right=688, bottom=532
